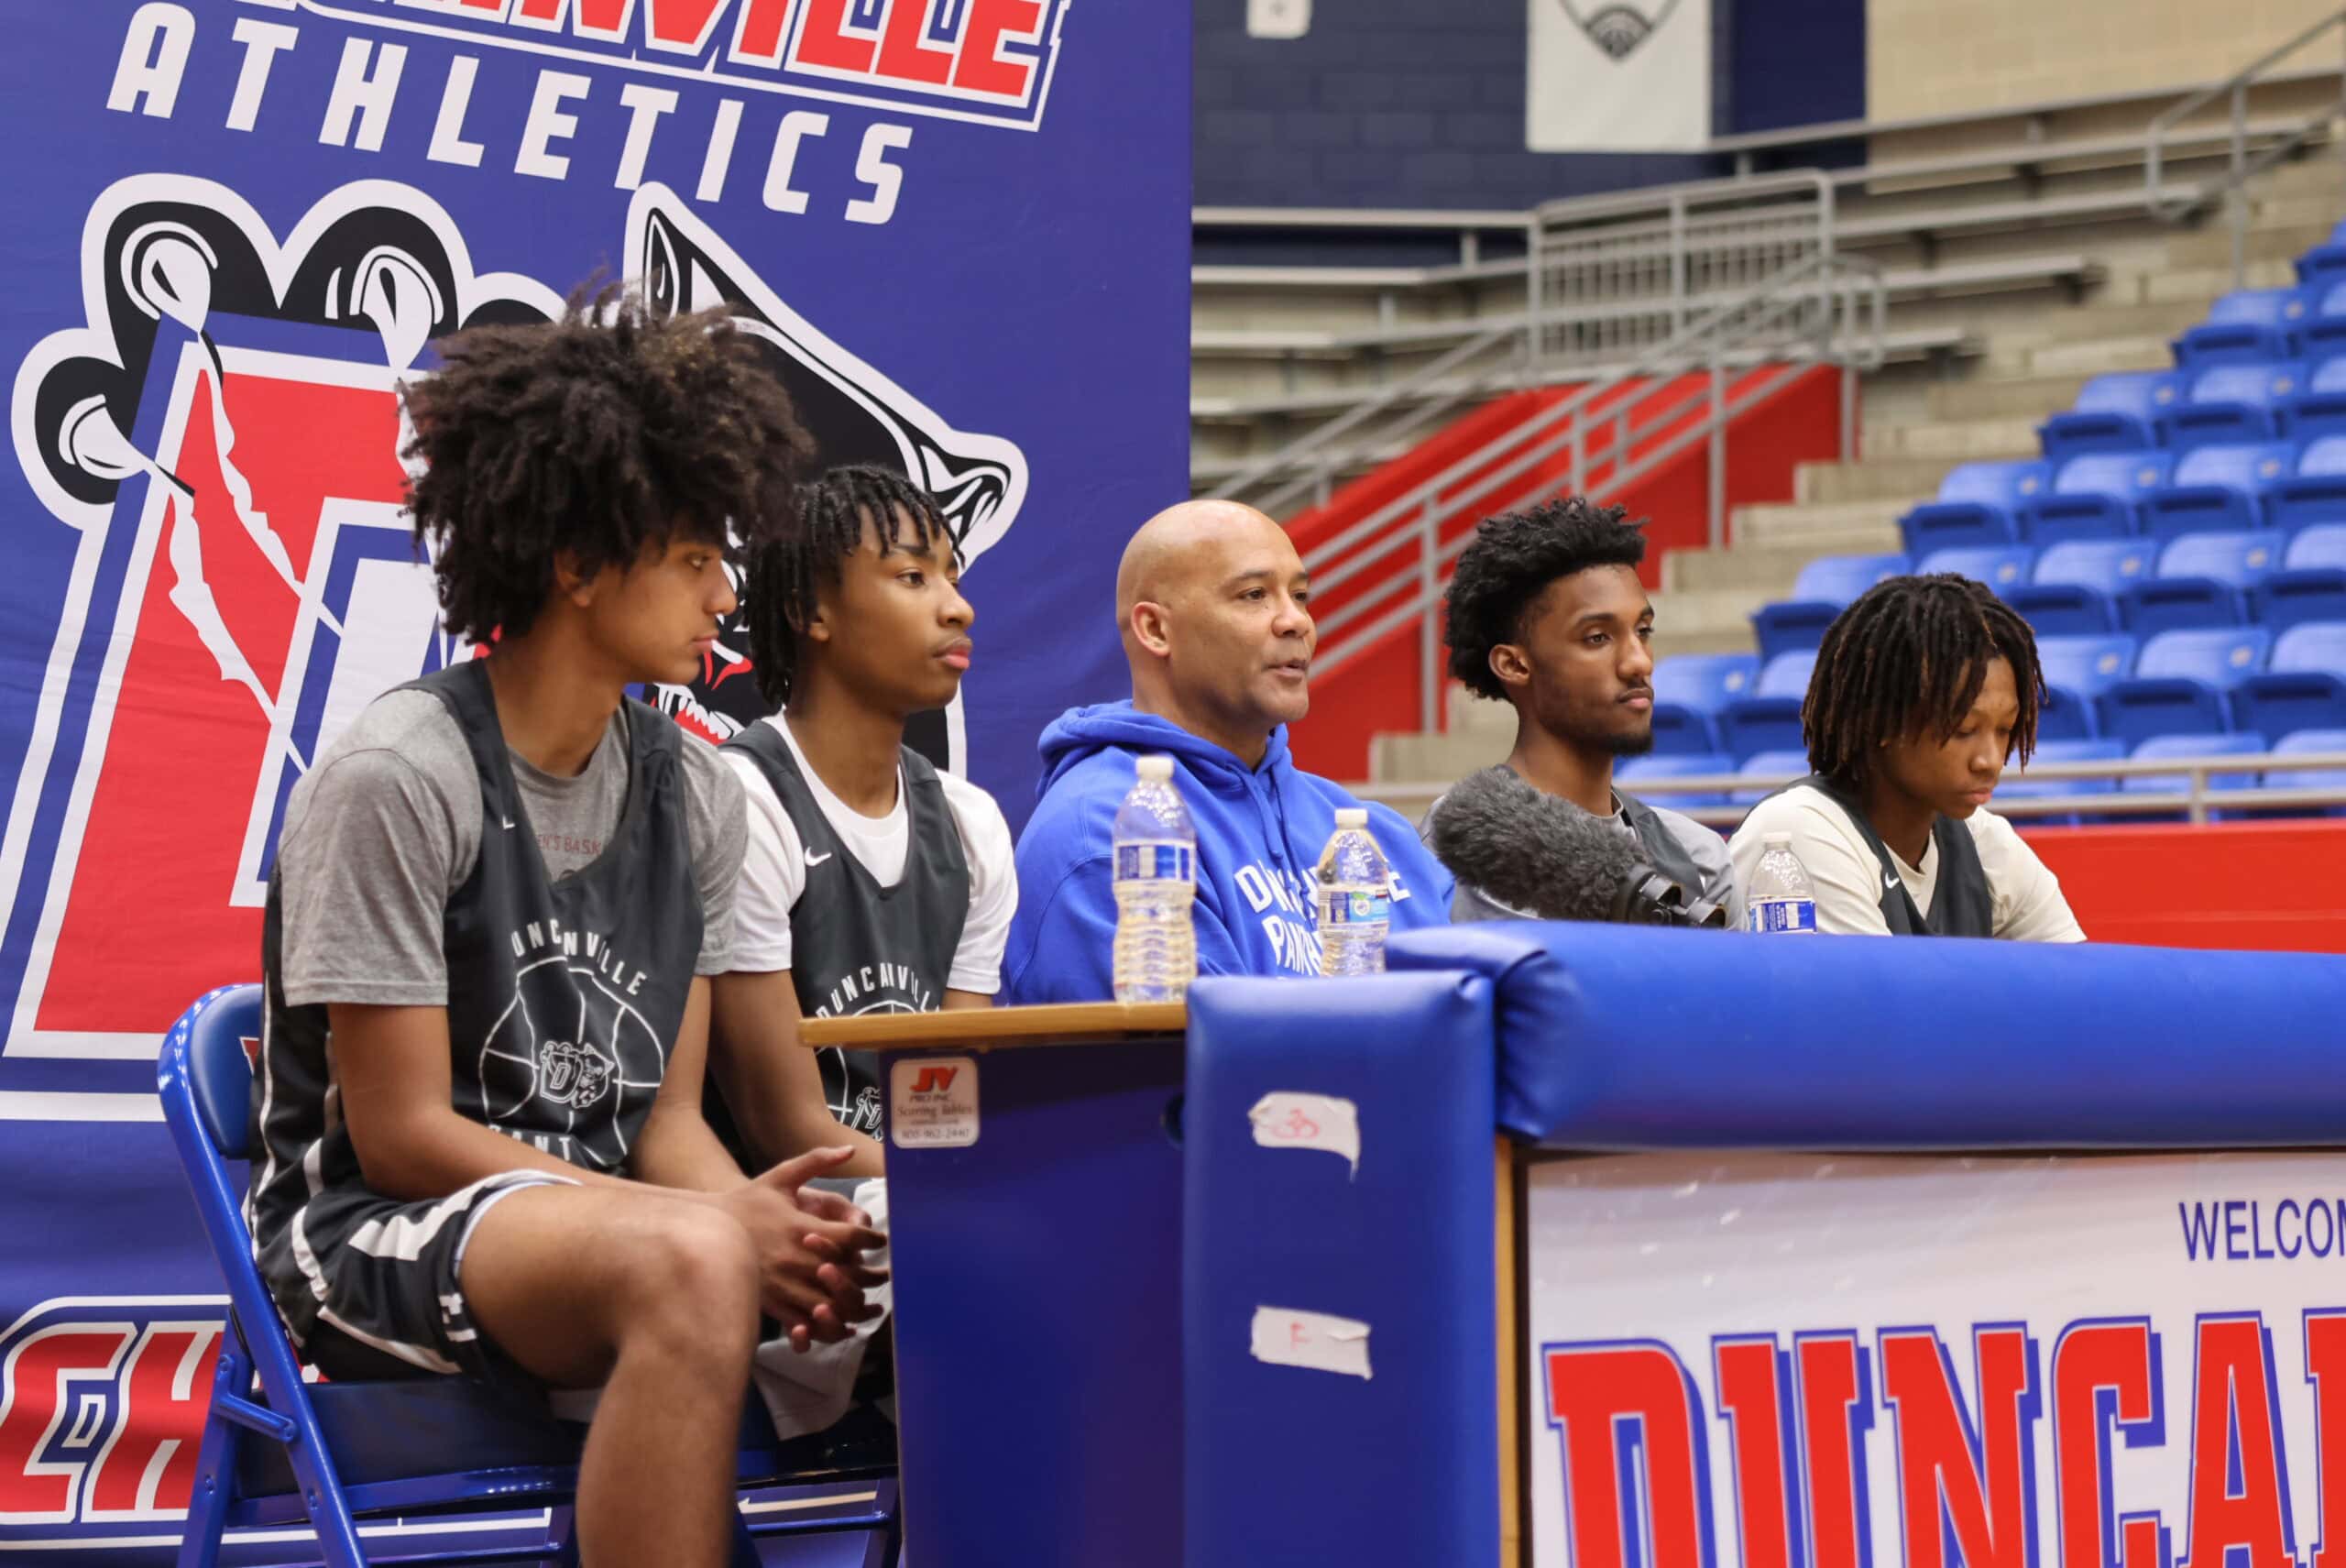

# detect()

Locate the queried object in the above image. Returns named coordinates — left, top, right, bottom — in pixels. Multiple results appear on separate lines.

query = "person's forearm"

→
left=351, top=1106, right=634, bottom=1200
left=632, top=1106, right=756, bottom=1193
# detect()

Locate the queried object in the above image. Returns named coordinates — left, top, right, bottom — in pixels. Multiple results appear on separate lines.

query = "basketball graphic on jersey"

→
left=478, top=954, right=667, bottom=1168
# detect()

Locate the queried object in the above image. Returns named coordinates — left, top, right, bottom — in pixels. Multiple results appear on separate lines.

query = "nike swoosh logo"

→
left=1883, top=871, right=1901, bottom=890
left=500, top=817, right=515, bottom=830
left=806, top=850, right=834, bottom=866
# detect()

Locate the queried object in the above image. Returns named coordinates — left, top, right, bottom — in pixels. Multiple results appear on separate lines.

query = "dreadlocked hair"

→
left=1803, top=573, right=2045, bottom=789
left=1443, top=496, right=1648, bottom=701
left=743, top=463, right=956, bottom=707
left=401, top=280, right=814, bottom=642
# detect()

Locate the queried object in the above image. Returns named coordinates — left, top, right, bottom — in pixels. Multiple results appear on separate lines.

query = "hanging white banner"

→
left=1527, top=0, right=1712, bottom=152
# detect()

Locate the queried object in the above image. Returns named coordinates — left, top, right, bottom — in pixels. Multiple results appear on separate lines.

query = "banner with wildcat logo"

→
left=0, top=2, right=1188, bottom=1558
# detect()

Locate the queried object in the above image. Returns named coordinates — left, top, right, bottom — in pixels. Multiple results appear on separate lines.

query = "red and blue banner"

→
left=0, top=2, right=1189, bottom=1557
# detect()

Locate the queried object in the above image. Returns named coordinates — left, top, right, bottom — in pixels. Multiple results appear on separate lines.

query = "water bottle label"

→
left=1747, top=896, right=1817, bottom=935
left=1321, top=889, right=1391, bottom=927
left=1116, top=842, right=1194, bottom=883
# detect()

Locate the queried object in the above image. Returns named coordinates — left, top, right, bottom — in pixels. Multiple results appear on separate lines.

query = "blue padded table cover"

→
left=1184, top=970, right=1498, bottom=1568
left=1387, top=922, right=2346, bottom=1150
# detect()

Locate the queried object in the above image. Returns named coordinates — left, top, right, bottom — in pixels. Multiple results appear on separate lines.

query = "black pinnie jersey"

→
left=723, top=722, right=969, bottom=1137
left=250, top=658, right=703, bottom=1259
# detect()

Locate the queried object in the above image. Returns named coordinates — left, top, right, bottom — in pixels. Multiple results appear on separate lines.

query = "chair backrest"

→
left=1730, top=749, right=1812, bottom=805
left=1916, top=545, right=2034, bottom=591
left=2207, top=288, right=2309, bottom=329
left=2001, top=738, right=2126, bottom=797
left=1651, top=652, right=1758, bottom=715
left=2171, top=442, right=2294, bottom=492
left=2121, top=579, right=2245, bottom=637
left=1617, top=752, right=1735, bottom=807
left=2301, top=435, right=2346, bottom=476
left=2123, top=732, right=2270, bottom=792
left=2191, top=362, right=2305, bottom=409
left=2055, top=451, right=2173, bottom=499
left=2008, top=584, right=2119, bottom=638
left=165, top=983, right=263, bottom=1161
left=2274, top=620, right=2346, bottom=675
left=2157, top=531, right=2282, bottom=588
left=2315, top=356, right=2346, bottom=394
left=1790, top=553, right=1907, bottom=605
left=2034, top=539, right=2156, bottom=595
left=2175, top=323, right=2292, bottom=368
left=2135, top=626, right=2274, bottom=685
left=2074, top=371, right=2185, bottom=420
left=1755, top=648, right=1818, bottom=698
left=2289, top=524, right=2346, bottom=570
left=1938, top=459, right=2049, bottom=509
left=2255, top=569, right=2346, bottom=633
left=2037, top=633, right=2140, bottom=698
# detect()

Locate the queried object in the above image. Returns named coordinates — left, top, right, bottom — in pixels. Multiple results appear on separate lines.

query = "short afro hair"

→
left=402, top=281, right=814, bottom=643
left=1443, top=497, right=1648, bottom=702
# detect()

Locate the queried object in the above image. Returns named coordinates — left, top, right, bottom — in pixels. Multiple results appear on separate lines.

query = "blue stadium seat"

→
left=1648, top=703, right=1720, bottom=756
left=1939, top=458, right=2053, bottom=509
left=2036, top=632, right=2140, bottom=705
left=2121, top=532, right=2277, bottom=636
left=2231, top=621, right=2346, bottom=740
left=2332, top=218, right=2346, bottom=245
left=2007, top=584, right=2118, bottom=636
left=2299, top=246, right=2346, bottom=289
left=2038, top=372, right=2185, bottom=458
left=1617, top=752, right=1737, bottom=811
left=1755, top=648, right=1817, bottom=697
left=2121, top=732, right=2269, bottom=817
left=1650, top=652, right=1758, bottom=715
left=1749, top=554, right=1909, bottom=661
left=2159, top=361, right=2305, bottom=449
left=2267, top=435, right=2346, bottom=534
left=1790, top=552, right=1908, bottom=603
left=2288, top=523, right=2346, bottom=569
left=2253, top=569, right=2346, bottom=632
left=2271, top=728, right=2346, bottom=816
left=1717, top=700, right=1804, bottom=766
left=2173, top=323, right=2293, bottom=368
left=2280, top=390, right=2346, bottom=443
left=1900, top=461, right=2048, bottom=555
left=1730, top=749, right=1813, bottom=806
left=2021, top=452, right=2172, bottom=543
left=2139, top=442, right=2291, bottom=541
left=1916, top=544, right=2035, bottom=592
left=2037, top=685, right=2099, bottom=741
left=2034, top=538, right=2159, bottom=596
left=1750, top=601, right=1838, bottom=661
left=2207, top=287, right=2314, bottom=332
left=1993, top=738, right=2125, bottom=826
left=2096, top=626, right=2274, bottom=746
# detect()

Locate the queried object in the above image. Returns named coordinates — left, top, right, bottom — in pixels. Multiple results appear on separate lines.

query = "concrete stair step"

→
left=1735, top=498, right=1919, bottom=551
left=1864, top=416, right=2044, bottom=462
left=1798, top=451, right=2029, bottom=505
left=1368, top=729, right=1507, bottom=786
left=1445, top=687, right=1517, bottom=744
left=1925, top=372, right=2089, bottom=422
left=1661, top=541, right=1831, bottom=596
left=2020, top=334, right=2179, bottom=378
left=2165, top=220, right=2338, bottom=270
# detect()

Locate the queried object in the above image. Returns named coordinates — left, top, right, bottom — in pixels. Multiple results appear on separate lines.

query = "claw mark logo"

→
left=1554, top=0, right=1682, bottom=58
left=5, top=175, right=1025, bottom=1089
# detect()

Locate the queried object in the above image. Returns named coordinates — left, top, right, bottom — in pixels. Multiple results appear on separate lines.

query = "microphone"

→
left=1429, top=767, right=1727, bottom=929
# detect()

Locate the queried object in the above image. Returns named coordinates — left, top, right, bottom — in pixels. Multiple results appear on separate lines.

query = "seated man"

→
left=1728, top=574, right=2086, bottom=939
left=250, top=291, right=883, bottom=1568
left=1003, top=499, right=1452, bottom=1002
left=711, top=465, right=1017, bottom=1176
left=1430, top=498, right=1738, bottom=922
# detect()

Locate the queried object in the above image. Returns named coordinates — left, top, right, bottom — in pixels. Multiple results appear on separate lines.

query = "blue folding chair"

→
left=159, top=985, right=899, bottom=1568
left=2039, top=371, right=2184, bottom=458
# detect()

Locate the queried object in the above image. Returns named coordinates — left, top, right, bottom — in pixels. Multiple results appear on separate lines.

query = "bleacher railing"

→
left=2147, top=6, right=2346, bottom=289
left=1353, top=751, right=2346, bottom=830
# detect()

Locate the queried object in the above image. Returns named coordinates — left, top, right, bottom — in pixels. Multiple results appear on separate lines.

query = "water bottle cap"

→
left=1763, top=832, right=1792, bottom=849
left=1334, top=807, right=1367, bottom=828
left=1136, top=755, right=1173, bottom=782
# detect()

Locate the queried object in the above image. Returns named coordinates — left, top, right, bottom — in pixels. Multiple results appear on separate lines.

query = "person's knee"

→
left=610, top=1202, right=758, bottom=1365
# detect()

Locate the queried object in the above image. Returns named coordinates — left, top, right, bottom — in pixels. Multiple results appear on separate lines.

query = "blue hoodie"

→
left=1002, top=702, right=1454, bottom=1003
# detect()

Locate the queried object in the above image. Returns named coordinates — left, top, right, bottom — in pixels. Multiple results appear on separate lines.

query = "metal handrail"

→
left=1352, top=751, right=2346, bottom=831
left=2147, top=7, right=2346, bottom=284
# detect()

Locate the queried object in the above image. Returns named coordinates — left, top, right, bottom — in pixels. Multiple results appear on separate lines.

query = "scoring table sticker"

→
left=889, top=1055, right=980, bottom=1148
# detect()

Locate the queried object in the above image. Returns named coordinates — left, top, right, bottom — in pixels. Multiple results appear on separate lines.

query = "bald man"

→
left=1000, top=501, right=1453, bottom=1002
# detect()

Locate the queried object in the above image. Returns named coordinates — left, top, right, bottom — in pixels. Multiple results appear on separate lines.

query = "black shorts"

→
left=257, top=1169, right=576, bottom=1384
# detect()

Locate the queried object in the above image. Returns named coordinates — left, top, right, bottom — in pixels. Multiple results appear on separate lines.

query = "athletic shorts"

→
left=257, top=1168, right=577, bottom=1384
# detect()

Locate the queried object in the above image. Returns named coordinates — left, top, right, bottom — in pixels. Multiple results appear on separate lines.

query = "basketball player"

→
left=251, top=291, right=885, bottom=1568
left=1431, top=497, right=1738, bottom=922
left=711, top=466, right=1017, bottom=1175
left=1730, top=574, right=2086, bottom=939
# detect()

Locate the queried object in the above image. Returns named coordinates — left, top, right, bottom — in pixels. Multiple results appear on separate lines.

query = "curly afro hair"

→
left=1804, top=574, right=2045, bottom=788
left=401, top=281, right=815, bottom=643
left=742, top=463, right=955, bottom=707
left=1442, top=496, right=1648, bottom=702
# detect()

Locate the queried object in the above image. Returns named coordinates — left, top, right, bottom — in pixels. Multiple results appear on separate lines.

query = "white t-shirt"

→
left=1729, top=784, right=2086, bottom=942
left=722, top=716, right=1017, bottom=992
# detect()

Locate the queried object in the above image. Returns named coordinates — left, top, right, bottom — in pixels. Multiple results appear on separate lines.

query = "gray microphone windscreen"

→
left=1429, top=766, right=1641, bottom=923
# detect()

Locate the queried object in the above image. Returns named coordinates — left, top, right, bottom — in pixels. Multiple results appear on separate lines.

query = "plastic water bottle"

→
left=1314, top=808, right=1392, bottom=976
left=1112, top=755, right=1198, bottom=1002
left=1746, top=832, right=1819, bottom=935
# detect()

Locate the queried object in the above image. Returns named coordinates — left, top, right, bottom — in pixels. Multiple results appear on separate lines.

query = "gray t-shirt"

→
left=275, top=689, right=745, bottom=1008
